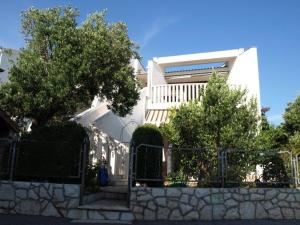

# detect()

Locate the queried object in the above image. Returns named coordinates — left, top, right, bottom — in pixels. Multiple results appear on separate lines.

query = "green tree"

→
left=0, top=7, right=139, bottom=126
left=283, top=95, right=300, bottom=135
left=162, top=72, right=259, bottom=185
left=165, top=72, right=259, bottom=151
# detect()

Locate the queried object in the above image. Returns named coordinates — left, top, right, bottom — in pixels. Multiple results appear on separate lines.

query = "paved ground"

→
left=1, top=215, right=300, bottom=225
left=0, top=215, right=300, bottom=225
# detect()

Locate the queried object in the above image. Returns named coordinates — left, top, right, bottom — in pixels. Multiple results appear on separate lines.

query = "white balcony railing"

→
left=149, top=83, right=206, bottom=109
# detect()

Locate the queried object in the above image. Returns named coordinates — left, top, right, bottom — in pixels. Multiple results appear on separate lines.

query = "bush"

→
left=132, top=124, right=163, bottom=186
left=15, top=121, right=88, bottom=183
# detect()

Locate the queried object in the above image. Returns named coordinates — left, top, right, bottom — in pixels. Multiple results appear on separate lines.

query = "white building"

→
left=77, top=47, right=261, bottom=182
left=0, top=47, right=261, bottom=184
left=0, top=48, right=18, bottom=84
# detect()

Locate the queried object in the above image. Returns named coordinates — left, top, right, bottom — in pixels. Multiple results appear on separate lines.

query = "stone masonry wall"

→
left=131, top=187, right=300, bottom=220
left=0, top=180, right=80, bottom=218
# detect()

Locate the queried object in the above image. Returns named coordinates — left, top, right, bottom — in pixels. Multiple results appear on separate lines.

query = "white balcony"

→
left=148, top=83, right=206, bottom=109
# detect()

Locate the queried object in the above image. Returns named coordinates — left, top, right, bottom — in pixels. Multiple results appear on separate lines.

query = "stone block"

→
left=265, top=189, right=277, bottom=200
left=152, top=188, right=165, bottom=197
left=28, top=190, right=39, bottom=200
left=240, top=202, right=255, bottom=219
left=225, top=199, right=238, bottom=207
left=256, top=202, right=268, bottom=219
left=281, top=208, right=294, bottom=219
left=180, top=194, right=189, bottom=204
left=67, top=209, right=87, bottom=219
left=295, top=209, right=300, bottom=219
left=182, top=188, right=195, bottom=195
left=53, top=189, right=64, bottom=202
left=39, top=186, right=51, bottom=200
left=278, top=193, right=288, bottom=200
left=166, top=188, right=181, bottom=197
left=64, top=185, right=80, bottom=198
left=13, top=182, right=30, bottom=189
left=0, top=184, right=15, bottom=200
left=41, top=202, right=60, bottom=217
left=137, top=194, right=152, bottom=201
left=169, top=209, right=183, bottom=220
left=224, top=207, right=239, bottom=219
left=0, top=201, right=10, bottom=208
left=16, top=189, right=27, bottom=200
left=120, top=212, right=134, bottom=221
left=67, top=198, right=79, bottom=208
left=213, top=205, right=225, bottom=219
left=15, top=200, right=40, bottom=215
left=286, top=194, right=296, bottom=202
left=179, top=203, right=193, bottom=215
left=157, top=207, right=170, bottom=220
left=155, top=197, right=166, bottom=206
left=144, top=209, right=155, bottom=220
left=250, top=193, right=264, bottom=201
left=190, top=196, right=198, bottom=207
left=147, top=201, right=156, bottom=211
left=103, top=211, right=120, bottom=220
left=195, top=189, right=210, bottom=198
left=211, top=193, right=224, bottom=204
left=269, top=207, right=282, bottom=219
left=168, top=200, right=178, bottom=209
left=184, top=211, right=199, bottom=220
left=88, top=210, right=104, bottom=220
left=200, top=205, right=212, bottom=220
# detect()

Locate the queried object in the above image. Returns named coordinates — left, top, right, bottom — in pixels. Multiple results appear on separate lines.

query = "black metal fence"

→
left=0, top=137, right=89, bottom=183
left=129, top=143, right=300, bottom=188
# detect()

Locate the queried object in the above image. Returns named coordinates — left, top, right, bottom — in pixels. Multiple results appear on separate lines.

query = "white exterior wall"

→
left=86, top=88, right=147, bottom=143
left=0, top=49, right=18, bottom=84
left=227, top=47, right=261, bottom=112
left=148, top=60, right=166, bottom=86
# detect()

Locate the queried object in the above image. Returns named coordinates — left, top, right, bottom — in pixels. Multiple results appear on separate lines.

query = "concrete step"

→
left=99, top=185, right=128, bottom=194
left=111, top=180, right=128, bottom=186
left=79, top=199, right=129, bottom=211
left=83, top=186, right=128, bottom=204
left=69, top=200, right=134, bottom=224
left=71, top=219, right=132, bottom=224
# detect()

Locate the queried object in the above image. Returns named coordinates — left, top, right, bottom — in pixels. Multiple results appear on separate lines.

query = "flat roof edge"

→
left=153, top=48, right=248, bottom=67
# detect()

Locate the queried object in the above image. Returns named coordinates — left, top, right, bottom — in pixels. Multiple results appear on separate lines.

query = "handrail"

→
left=151, top=83, right=206, bottom=104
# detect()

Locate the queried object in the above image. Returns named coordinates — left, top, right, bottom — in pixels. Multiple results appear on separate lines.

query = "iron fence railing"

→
left=0, top=137, right=89, bottom=184
left=129, top=143, right=300, bottom=188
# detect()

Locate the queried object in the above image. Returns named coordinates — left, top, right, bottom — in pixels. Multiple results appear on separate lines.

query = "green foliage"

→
left=0, top=7, right=139, bottom=126
left=284, top=95, right=300, bottom=135
left=288, top=131, right=300, bottom=155
left=166, top=72, right=259, bottom=151
left=15, top=121, right=88, bottom=182
left=255, top=110, right=290, bottom=186
left=132, top=124, right=163, bottom=186
left=162, top=72, right=259, bottom=185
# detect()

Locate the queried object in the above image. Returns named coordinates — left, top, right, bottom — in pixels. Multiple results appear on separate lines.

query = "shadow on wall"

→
left=87, top=125, right=129, bottom=178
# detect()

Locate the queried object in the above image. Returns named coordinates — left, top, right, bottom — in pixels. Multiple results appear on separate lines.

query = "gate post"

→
left=79, top=137, right=88, bottom=205
left=9, top=137, right=18, bottom=181
left=128, top=141, right=135, bottom=207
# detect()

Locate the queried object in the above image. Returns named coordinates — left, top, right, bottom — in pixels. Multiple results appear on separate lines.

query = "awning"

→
left=145, top=110, right=170, bottom=126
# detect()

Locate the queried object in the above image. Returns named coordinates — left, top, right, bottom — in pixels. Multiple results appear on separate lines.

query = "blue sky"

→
left=1, top=0, right=300, bottom=125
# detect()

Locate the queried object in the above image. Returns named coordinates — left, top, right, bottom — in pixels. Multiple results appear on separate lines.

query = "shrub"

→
left=15, top=121, right=88, bottom=183
left=132, top=124, right=163, bottom=186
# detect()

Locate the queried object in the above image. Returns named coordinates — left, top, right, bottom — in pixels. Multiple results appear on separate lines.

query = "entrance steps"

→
left=71, top=183, right=133, bottom=224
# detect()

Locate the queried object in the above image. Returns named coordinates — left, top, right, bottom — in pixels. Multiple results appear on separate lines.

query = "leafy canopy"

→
left=0, top=7, right=139, bottom=125
left=162, top=72, right=259, bottom=151
left=283, top=95, right=300, bottom=135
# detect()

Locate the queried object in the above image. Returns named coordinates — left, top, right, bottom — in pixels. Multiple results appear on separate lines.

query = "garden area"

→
left=131, top=74, right=300, bottom=189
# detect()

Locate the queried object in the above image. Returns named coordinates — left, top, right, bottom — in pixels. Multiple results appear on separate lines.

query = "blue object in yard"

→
left=98, top=166, right=109, bottom=186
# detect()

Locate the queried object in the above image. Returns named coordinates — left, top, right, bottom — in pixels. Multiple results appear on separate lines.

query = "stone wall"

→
left=0, top=180, right=80, bottom=218
left=130, top=187, right=300, bottom=220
